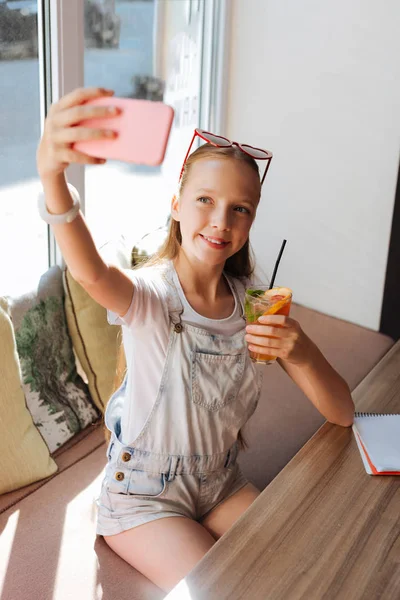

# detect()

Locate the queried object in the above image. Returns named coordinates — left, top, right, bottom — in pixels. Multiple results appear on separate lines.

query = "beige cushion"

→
left=63, top=269, right=126, bottom=413
left=0, top=298, right=57, bottom=494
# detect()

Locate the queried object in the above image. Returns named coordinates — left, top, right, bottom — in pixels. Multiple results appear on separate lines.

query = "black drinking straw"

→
left=269, top=239, right=287, bottom=289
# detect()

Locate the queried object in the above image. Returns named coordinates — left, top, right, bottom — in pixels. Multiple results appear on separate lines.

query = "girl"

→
left=37, top=87, right=354, bottom=593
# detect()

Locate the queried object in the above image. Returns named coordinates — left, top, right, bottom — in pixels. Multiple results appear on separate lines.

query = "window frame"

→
left=201, top=0, right=232, bottom=133
left=38, top=0, right=84, bottom=268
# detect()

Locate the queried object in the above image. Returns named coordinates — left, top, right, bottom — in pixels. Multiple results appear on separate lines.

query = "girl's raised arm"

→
left=37, top=87, right=134, bottom=317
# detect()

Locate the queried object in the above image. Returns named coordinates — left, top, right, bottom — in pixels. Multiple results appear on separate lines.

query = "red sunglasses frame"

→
left=179, top=128, right=273, bottom=185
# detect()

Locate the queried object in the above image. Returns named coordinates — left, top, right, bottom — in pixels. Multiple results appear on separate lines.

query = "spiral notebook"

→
left=352, top=412, right=400, bottom=475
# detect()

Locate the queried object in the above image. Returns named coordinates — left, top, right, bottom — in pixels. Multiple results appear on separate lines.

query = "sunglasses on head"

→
left=179, top=128, right=273, bottom=185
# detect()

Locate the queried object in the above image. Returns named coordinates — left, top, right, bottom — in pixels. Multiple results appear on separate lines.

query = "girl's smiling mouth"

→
left=200, top=234, right=231, bottom=249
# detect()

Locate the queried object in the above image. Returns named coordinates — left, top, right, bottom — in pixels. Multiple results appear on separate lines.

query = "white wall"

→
left=226, top=0, right=400, bottom=330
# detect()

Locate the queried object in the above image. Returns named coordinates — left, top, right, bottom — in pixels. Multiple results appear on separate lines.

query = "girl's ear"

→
left=171, top=194, right=180, bottom=221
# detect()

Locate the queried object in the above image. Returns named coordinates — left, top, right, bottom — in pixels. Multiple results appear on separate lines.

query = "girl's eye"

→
left=197, top=196, right=212, bottom=204
left=235, top=206, right=251, bottom=214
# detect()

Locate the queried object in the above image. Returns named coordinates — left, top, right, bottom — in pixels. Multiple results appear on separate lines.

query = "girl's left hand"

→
left=245, top=314, right=311, bottom=366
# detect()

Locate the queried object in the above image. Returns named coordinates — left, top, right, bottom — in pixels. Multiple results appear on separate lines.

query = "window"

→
left=0, top=0, right=48, bottom=296
left=0, top=0, right=228, bottom=291
left=84, top=0, right=207, bottom=254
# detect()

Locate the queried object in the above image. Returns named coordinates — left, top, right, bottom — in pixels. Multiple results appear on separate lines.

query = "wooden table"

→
left=166, top=340, right=400, bottom=600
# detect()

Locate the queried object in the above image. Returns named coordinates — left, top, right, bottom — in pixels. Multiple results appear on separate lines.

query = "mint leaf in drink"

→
left=244, top=304, right=253, bottom=322
left=246, top=289, right=265, bottom=297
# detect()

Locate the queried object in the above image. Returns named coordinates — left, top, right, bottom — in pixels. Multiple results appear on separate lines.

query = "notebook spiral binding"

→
left=354, top=412, right=398, bottom=417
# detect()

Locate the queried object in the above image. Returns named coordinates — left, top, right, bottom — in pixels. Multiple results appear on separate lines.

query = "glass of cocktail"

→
left=245, top=286, right=293, bottom=364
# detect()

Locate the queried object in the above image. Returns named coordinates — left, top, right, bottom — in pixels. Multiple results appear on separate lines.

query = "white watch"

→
left=38, top=183, right=81, bottom=225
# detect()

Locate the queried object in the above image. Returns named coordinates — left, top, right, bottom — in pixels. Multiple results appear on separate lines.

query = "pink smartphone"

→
left=73, top=97, right=174, bottom=166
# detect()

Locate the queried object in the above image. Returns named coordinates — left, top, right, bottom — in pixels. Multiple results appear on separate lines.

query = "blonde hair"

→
left=107, top=143, right=261, bottom=451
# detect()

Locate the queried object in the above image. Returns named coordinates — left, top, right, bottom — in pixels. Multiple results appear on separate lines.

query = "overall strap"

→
left=161, top=260, right=184, bottom=332
left=225, top=273, right=246, bottom=321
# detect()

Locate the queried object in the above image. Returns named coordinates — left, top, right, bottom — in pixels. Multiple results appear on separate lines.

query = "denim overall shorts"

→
left=95, top=262, right=262, bottom=536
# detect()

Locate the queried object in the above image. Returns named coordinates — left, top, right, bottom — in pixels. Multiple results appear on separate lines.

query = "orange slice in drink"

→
left=262, top=287, right=292, bottom=315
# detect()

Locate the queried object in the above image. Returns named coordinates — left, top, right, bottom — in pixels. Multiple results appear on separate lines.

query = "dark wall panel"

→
left=380, top=159, right=400, bottom=341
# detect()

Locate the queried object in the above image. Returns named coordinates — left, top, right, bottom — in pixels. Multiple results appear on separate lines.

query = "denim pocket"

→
left=191, top=351, right=246, bottom=411
left=107, top=469, right=168, bottom=499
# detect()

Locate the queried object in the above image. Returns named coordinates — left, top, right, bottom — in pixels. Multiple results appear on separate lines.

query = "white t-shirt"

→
left=107, top=262, right=247, bottom=445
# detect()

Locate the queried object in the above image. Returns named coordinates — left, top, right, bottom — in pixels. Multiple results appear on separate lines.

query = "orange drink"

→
left=245, top=286, right=293, bottom=364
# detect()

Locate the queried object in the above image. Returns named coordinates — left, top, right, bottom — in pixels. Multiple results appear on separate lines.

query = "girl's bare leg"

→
left=199, top=482, right=261, bottom=540
left=104, top=516, right=216, bottom=593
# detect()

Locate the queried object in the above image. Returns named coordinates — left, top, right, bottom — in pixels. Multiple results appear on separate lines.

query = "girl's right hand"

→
left=37, top=87, right=120, bottom=181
